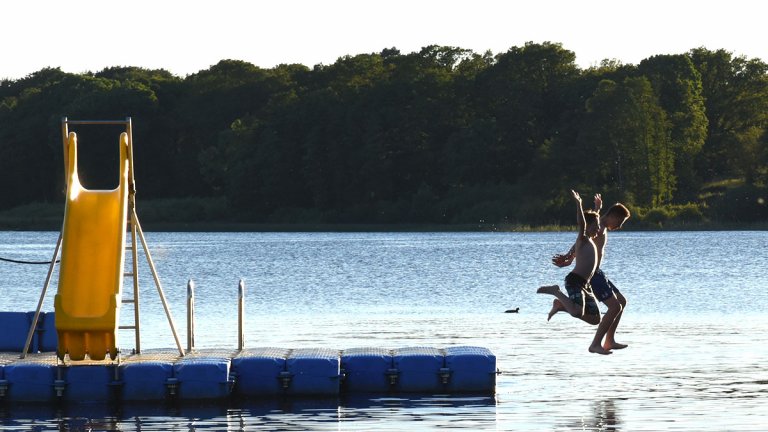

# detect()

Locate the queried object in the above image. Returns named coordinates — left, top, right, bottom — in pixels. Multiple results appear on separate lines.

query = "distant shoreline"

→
left=1, top=218, right=766, bottom=233
left=2, top=200, right=766, bottom=232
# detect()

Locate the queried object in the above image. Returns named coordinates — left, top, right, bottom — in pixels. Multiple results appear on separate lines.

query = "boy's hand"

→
left=594, top=193, right=603, bottom=211
left=571, top=190, right=582, bottom=202
left=551, top=253, right=573, bottom=267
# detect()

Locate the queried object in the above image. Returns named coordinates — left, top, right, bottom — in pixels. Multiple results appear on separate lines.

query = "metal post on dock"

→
left=238, top=280, right=245, bottom=351
left=187, top=280, right=195, bottom=353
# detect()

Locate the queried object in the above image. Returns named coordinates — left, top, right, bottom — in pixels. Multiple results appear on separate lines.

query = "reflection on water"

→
left=587, top=399, right=620, bottom=432
left=0, top=395, right=497, bottom=431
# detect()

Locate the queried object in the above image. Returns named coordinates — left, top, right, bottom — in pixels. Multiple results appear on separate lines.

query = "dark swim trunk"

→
left=564, top=272, right=599, bottom=316
left=591, top=269, right=621, bottom=303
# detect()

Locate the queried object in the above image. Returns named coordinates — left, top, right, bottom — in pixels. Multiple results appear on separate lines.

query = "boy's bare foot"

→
left=547, top=299, right=564, bottom=321
left=537, top=285, right=560, bottom=296
left=589, top=345, right=612, bottom=355
left=604, top=342, right=628, bottom=350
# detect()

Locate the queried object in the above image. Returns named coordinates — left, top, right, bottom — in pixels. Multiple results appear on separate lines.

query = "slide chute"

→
left=54, top=131, right=130, bottom=361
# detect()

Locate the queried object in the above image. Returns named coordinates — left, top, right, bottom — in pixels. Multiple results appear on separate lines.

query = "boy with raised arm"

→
left=549, top=194, right=631, bottom=353
left=537, top=190, right=606, bottom=353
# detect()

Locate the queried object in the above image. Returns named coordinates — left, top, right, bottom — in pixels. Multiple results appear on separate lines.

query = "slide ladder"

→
left=21, top=118, right=184, bottom=361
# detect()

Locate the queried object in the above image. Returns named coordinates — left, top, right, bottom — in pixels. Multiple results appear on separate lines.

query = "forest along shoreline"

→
left=2, top=45, right=767, bottom=229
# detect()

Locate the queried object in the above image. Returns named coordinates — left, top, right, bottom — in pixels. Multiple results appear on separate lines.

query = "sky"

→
left=1, top=0, right=766, bottom=80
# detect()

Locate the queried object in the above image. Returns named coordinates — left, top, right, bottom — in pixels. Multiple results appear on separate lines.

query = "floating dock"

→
left=0, top=311, right=496, bottom=402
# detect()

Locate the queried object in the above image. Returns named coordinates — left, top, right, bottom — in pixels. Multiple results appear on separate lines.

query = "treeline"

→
left=1, top=42, right=767, bottom=226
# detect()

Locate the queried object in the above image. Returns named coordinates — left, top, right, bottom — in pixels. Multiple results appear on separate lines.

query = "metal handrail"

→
left=238, top=280, right=245, bottom=351
left=63, top=120, right=132, bottom=125
left=187, top=280, right=195, bottom=353
left=20, top=231, right=63, bottom=358
left=134, top=212, right=185, bottom=356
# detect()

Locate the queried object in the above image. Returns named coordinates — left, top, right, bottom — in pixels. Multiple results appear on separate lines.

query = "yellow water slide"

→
left=54, top=131, right=130, bottom=361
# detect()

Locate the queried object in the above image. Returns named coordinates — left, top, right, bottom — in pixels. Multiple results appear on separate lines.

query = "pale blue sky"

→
left=2, top=0, right=765, bottom=80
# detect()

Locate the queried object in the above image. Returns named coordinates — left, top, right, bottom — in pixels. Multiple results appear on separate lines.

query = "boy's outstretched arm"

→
left=594, top=193, right=603, bottom=215
left=572, top=190, right=586, bottom=238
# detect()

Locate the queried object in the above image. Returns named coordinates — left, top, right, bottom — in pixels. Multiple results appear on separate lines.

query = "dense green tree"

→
left=0, top=69, right=66, bottom=207
left=638, top=55, right=708, bottom=201
left=580, top=77, right=674, bottom=206
left=689, top=48, right=768, bottom=183
left=473, top=42, right=580, bottom=187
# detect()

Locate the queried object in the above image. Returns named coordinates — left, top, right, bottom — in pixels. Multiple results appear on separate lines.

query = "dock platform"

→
left=0, top=345, right=496, bottom=402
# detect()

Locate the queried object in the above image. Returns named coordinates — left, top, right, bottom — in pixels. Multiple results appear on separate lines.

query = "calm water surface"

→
left=1, top=230, right=767, bottom=431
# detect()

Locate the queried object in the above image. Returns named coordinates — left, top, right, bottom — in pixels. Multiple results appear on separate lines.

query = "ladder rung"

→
left=121, top=299, right=135, bottom=304
left=124, top=272, right=134, bottom=277
left=119, top=326, right=136, bottom=330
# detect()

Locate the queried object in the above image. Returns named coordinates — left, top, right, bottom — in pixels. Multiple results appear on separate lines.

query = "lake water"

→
left=1, top=230, right=767, bottom=431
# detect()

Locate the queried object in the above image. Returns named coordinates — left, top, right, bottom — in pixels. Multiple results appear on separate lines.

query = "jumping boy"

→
left=548, top=194, right=631, bottom=354
left=537, top=190, right=604, bottom=352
